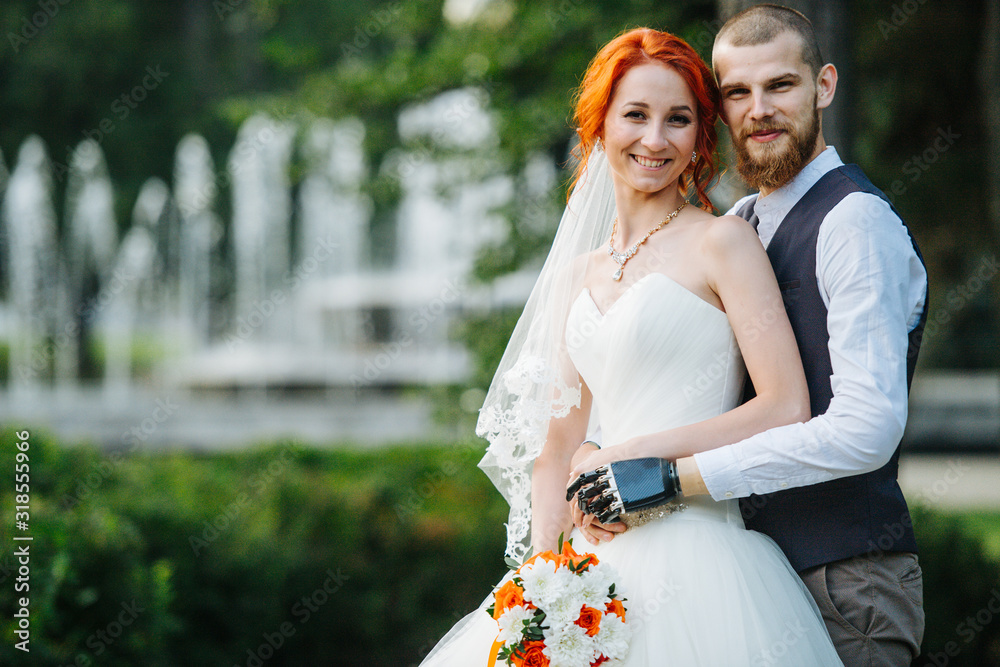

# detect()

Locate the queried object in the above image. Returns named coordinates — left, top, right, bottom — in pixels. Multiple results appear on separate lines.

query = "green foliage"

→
left=2, top=0, right=995, bottom=376
left=852, top=0, right=1000, bottom=367
left=0, top=428, right=508, bottom=665
left=456, top=307, right=521, bottom=391
left=1, top=429, right=1000, bottom=663
left=911, top=506, right=1000, bottom=666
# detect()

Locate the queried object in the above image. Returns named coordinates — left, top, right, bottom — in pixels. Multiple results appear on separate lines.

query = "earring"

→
left=691, top=151, right=697, bottom=163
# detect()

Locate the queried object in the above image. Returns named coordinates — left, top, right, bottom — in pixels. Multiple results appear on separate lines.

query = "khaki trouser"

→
left=800, top=551, right=925, bottom=667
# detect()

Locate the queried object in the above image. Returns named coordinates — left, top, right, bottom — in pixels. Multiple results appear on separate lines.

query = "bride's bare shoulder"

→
left=697, top=213, right=762, bottom=256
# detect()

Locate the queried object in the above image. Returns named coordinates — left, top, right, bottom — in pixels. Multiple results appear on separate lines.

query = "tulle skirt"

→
left=421, top=499, right=842, bottom=666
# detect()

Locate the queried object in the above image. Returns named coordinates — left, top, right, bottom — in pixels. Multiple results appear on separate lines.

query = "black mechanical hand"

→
left=565, top=467, right=608, bottom=500
left=567, top=458, right=681, bottom=524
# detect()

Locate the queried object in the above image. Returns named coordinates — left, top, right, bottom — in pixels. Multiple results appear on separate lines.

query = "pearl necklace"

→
left=607, top=201, right=688, bottom=281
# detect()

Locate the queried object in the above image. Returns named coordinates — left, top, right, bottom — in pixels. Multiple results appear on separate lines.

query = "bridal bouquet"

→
left=486, top=536, right=630, bottom=667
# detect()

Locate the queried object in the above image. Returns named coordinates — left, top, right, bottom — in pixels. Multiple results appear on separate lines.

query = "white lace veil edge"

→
left=476, top=145, right=616, bottom=560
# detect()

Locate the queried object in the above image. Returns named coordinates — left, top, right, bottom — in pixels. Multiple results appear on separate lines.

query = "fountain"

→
left=229, top=113, right=296, bottom=343
left=59, top=140, right=119, bottom=385
left=295, top=118, right=372, bottom=351
left=0, top=148, right=8, bottom=344
left=0, top=100, right=534, bottom=445
left=2, top=136, right=60, bottom=398
left=174, top=134, right=222, bottom=346
left=101, top=178, right=168, bottom=400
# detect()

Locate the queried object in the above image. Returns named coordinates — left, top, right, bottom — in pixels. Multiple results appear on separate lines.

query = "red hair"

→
left=571, top=28, right=721, bottom=210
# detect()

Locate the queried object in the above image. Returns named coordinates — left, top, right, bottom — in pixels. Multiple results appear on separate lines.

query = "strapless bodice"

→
left=566, top=272, right=747, bottom=522
left=567, top=272, right=746, bottom=445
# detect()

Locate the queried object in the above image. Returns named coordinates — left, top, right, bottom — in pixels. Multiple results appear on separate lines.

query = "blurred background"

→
left=0, top=0, right=997, bottom=664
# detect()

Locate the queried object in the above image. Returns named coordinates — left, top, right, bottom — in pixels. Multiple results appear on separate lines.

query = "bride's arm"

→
left=571, top=215, right=809, bottom=474
left=530, top=379, right=593, bottom=553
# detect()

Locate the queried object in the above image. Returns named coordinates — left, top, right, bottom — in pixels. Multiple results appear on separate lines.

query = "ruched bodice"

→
left=566, top=272, right=746, bottom=448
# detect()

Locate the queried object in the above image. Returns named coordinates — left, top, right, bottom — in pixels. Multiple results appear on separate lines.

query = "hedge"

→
left=0, top=427, right=997, bottom=666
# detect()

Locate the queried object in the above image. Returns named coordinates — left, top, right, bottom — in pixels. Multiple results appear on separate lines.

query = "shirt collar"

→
left=753, top=147, right=844, bottom=223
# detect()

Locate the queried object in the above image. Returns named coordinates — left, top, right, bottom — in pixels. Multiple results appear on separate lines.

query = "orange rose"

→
left=525, top=550, right=560, bottom=567
left=559, top=541, right=598, bottom=570
left=575, top=605, right=603, bottom=636
left=605, top=598, right=626, bottom=619
left=493, top=580, right=525, bottom=620
left=512, top=640, right=550, bottom=667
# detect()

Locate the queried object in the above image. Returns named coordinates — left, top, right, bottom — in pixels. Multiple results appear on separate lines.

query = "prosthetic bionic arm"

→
left=566, top=458, right=682, bottom=524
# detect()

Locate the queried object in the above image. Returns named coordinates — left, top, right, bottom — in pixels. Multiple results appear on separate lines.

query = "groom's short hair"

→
left=713, top=4, right=824, bottom=77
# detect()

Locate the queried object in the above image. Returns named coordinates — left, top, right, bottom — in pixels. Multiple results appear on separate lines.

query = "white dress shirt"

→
left=695, top=147, right=928, bottom=500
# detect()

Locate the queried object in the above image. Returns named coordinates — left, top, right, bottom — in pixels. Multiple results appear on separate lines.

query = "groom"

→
left=576, top=5, right=928, bottom=665
left=690, top=5, right=927, bottom=665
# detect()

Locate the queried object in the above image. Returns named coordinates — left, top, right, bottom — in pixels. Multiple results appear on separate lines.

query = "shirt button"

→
left=780, top=482, right=789, bottom=488
left=724, top=492, right=734, bottom=498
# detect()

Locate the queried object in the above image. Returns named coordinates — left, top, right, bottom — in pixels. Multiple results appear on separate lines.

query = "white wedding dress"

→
left=423, top=272, right=842, bottom=666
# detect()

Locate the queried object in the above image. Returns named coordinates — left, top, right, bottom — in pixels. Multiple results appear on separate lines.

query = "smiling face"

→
left=601, top=62, right=699, bottom=202
left=714, top=30, right=834, bottom=194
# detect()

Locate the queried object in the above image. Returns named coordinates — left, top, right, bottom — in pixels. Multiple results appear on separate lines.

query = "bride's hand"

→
left=569, top=494, right=627, bottom=546
left=569, top=441, right=635, bottom=478
left=566, top=443, right=628, bottom=546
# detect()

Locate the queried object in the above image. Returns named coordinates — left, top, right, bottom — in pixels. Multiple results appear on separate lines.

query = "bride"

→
left=423, top=28, right=842, bottom=666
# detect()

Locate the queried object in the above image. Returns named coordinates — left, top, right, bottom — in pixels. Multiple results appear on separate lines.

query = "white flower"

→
left=577, top=562, right=616, bottom=607
left=594, top=612, right=631, bottom=659
left=542, top=622, right=597, bottom=667
left=496, top=605, right=533, bottom=645
left=536, top=567, right=582, bottom=626
left=543, top=593, right=583, bottom=630
left=518, top=560, right=559, bottom=606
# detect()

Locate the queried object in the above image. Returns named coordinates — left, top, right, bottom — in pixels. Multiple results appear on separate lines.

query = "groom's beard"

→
left=733, top=105, right=820, bottom=192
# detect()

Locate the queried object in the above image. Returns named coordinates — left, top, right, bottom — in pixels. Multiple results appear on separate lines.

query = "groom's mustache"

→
left=737, top=122, right=794, bottom=144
